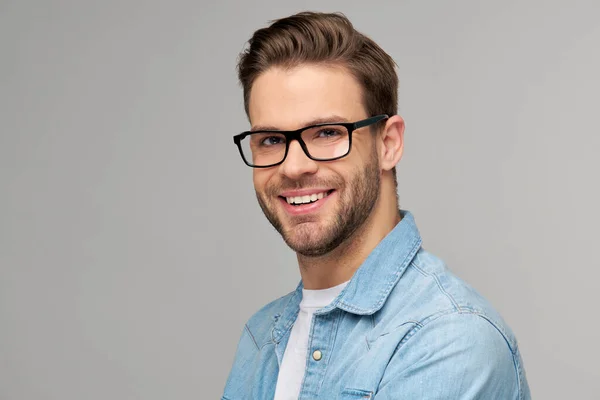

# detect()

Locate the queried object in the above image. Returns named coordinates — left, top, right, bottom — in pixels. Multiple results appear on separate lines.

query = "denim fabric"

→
left=223, top=211, right=530, bottom=399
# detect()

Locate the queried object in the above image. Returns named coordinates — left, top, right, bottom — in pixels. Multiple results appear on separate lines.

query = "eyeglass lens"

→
left=239, top=124, right=350, bottom=167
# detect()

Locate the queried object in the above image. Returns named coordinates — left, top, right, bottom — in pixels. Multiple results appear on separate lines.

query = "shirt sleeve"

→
left=375, top=312, right=522, bottom=399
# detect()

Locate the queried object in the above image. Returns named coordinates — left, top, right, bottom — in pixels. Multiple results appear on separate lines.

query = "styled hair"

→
left=237, top=11, right=398, bottom=120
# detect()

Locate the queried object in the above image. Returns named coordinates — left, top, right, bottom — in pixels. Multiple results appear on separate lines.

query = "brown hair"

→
left=237, top=11, right=398, bottom=120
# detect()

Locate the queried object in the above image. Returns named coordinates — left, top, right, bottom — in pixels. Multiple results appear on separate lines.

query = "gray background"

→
left=1, top=0, right=598, bottom=399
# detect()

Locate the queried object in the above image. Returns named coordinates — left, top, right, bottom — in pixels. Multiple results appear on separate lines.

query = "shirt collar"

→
left=323, top=209, right=422, bottom=315
left=272, top=210, right=422, bottom=342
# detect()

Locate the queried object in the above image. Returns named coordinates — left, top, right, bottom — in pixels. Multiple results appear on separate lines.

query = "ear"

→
left=379, top=115, right=405, bottom=172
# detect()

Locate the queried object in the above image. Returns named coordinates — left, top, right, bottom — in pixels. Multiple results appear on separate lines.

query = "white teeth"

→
left=285, top=191, right=330, bottom=205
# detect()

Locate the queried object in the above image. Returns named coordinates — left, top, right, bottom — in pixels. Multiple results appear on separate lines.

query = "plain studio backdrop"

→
left=1, top=0, right=599, bottom=399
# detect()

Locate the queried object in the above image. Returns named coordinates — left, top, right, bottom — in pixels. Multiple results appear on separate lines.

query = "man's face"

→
left=248, top=64, right=381, bottom=257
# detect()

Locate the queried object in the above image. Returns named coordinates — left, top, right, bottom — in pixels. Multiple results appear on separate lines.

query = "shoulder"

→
left=374, top=247, right=522, bottom=362
left=375, top=248, right=529, bottom=397
left=408, top=248, right=519, bottom=349
left=407, top=311, right=516, bottom=361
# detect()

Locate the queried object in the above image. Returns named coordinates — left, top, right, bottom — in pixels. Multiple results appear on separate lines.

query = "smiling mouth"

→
left=280, top=190, right=335, bottom=206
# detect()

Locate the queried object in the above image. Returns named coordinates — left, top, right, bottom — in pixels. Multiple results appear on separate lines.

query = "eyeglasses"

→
left=233, top=115, right=388, bottom=168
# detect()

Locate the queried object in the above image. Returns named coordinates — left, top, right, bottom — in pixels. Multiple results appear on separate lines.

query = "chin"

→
left=283, top=222, right=334, bottom=255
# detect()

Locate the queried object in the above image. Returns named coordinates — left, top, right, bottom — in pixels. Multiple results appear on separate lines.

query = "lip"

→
left=279, top=188, right=333, bottom=197
left=278, top=190, right=336, bottom=216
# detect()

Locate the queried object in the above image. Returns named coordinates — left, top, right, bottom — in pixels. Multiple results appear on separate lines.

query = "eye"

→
left=260, top=136, right=285, bottom=146
left=317, top=128, right=342, bottom=138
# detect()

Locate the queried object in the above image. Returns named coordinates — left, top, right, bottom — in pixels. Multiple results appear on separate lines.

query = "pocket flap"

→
left=340, top=388, right=373, bottom=399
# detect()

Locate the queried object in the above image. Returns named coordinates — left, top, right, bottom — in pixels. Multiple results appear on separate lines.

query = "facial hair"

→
left=255, top=148, right=380, bottom=257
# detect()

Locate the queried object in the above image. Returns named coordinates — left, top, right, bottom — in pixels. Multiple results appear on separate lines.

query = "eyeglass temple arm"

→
left=353, top=114, right=389, bottom=130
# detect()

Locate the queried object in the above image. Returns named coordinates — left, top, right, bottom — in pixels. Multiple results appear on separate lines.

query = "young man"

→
left=224, top=12, right=530, bottom=400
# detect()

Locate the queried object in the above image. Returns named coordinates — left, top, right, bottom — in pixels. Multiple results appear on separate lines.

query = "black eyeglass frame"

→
left=233, top=114, right=389, bottom=168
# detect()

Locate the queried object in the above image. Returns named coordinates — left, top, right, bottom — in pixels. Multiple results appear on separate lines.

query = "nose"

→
left=279, top=140, right=318, bottom=180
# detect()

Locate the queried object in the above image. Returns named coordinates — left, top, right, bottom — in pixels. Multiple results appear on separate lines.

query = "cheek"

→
left=253, top=170, right=273, bottom=193
left=333, top=157, right=361, bottom=181
left=335, top=162, right=367, bottom=194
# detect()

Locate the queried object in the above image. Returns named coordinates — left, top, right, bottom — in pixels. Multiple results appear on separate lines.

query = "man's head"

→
left=236, top=12, right=404, bottom=257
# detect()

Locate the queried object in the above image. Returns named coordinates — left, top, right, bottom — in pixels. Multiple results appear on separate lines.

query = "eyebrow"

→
left=251, top=115, right=350, bottom=132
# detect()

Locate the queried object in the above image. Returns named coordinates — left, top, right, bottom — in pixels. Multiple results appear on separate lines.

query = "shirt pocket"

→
left=340, top=388, right=374, bottom=399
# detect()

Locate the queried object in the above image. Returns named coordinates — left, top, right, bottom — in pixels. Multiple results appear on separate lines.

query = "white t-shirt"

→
left=273, top=280, right=350, bottom=400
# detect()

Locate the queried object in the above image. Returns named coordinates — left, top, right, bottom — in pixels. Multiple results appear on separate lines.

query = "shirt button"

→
left=312, top=350, right=322, bottom=361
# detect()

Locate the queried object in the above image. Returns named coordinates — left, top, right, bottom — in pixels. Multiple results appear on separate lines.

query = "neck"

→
left=297, top=182, right=401, bottom=290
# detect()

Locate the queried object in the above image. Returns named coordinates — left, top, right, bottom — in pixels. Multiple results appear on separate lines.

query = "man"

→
left=224, top=11, right=530, bottom=400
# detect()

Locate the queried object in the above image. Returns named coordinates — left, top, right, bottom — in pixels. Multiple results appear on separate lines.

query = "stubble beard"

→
left=255, top=154, right=381, bottom=258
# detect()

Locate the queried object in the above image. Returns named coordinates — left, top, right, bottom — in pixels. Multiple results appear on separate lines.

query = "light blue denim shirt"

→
left=223, top=211, right=530, bottom=399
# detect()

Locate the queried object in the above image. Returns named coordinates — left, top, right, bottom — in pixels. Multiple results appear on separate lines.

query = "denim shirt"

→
left=223, top=211, right=530, bottom=399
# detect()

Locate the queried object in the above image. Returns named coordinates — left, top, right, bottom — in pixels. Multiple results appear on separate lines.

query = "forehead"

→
left=248, top=64, right=365, bottom=130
